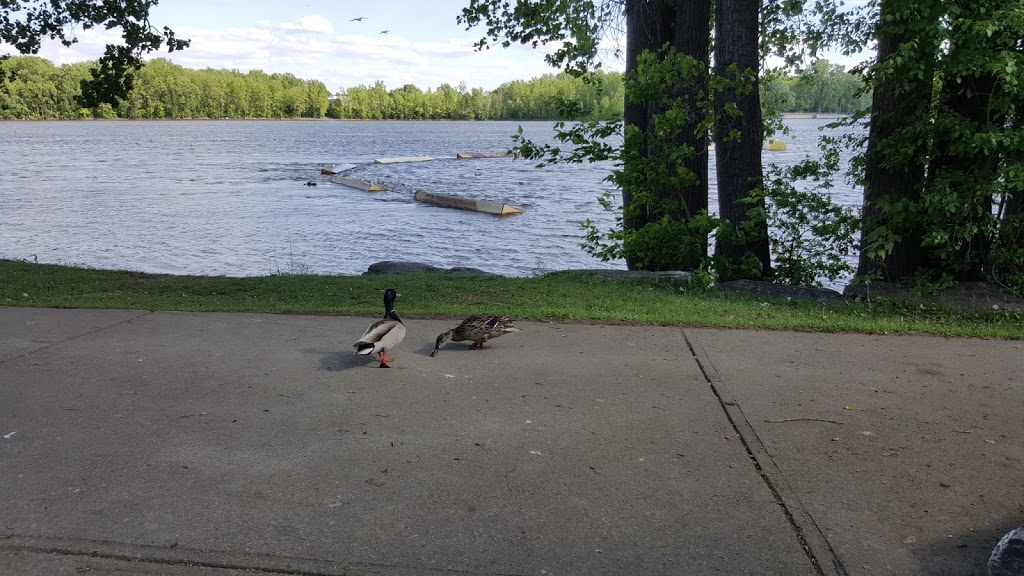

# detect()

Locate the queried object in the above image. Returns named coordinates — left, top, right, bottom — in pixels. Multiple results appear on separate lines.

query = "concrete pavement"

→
left=0, top=306, right=1021, bottom=575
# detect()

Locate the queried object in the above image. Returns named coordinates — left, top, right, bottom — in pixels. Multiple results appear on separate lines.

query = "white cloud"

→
left=259, top=15, right=334, bottom=34
left=3, top=14, right=565, bottom=92
left=0, top=27, right=122, bottom=66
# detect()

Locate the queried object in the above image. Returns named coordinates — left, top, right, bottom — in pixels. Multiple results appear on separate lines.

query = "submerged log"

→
left=414, top=191, right=523, bottom=216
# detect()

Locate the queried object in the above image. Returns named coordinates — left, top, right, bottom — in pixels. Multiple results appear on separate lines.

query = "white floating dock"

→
left=457, top=152, right=511, bottom=159
left=374, top=156, right=435, bottom=164
left=329, top=175, right=387, bottom=192
left=414, top=191, right=523, bottom=216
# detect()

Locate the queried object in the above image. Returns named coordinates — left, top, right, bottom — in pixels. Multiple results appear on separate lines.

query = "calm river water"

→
left=0, top=119, right=859, bottom=277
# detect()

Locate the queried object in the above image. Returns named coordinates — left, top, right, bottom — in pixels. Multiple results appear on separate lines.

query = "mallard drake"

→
left=431, top=314, right=520, bottom=357
left=353, top=288, right=406, bottom=368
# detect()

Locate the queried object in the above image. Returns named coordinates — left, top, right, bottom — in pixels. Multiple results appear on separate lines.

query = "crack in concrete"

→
left=0, top=534, right=520, bottom=576
left=681, top=329, right=849, bottom=576
left=0, top=310, right=155, bottom=366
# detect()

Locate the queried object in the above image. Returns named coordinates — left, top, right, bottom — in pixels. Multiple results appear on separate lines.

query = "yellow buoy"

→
left=767, top=140, right=787, bottom=151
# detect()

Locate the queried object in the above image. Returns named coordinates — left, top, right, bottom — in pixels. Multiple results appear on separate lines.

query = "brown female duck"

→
left=431, top=314, right=520, bottom=356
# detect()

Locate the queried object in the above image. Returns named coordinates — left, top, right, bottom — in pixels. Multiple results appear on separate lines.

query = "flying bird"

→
left=380, top=29, right=390, bottom=34
left=349, top=16, right=366, bottom=21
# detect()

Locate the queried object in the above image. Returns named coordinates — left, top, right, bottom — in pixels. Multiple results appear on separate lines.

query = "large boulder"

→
left=546, top=269, right=694, bottom=287
left=843, top=281, right=1024, bottom=314
left=718, top=279, right=844, bottom=303
left=364, top=261, right=499, bottom=276
left=989, top=526, right=1024, bottom=576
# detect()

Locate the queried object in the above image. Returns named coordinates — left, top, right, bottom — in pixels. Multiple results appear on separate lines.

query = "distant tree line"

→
left=327, top=71, right=625, bottom=120
left=0, top=56, right=331, bottom=119
left=1, top=55, right=869, bottom=121
left=764, top=60, right=873, bottom=115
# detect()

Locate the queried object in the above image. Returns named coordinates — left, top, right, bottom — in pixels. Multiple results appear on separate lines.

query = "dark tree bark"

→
left=622, top=0, right=675, bottom=271
left=622, top=0, right=711, bottom=271
left=669, top=0, right=712, bottom=243
left=925, top=0, right=1006, bottom=280
left=929, top=75, right=999, bottom=280
left=713, top=0, right=771, bottom=279
left=857, top=0, right=941, bottom=281
left=1007, top=187, right=1023, bottom=220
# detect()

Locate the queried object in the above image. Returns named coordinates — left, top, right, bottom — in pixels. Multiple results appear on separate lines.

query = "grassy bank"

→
left=1, top=260, right=1020, bottom=339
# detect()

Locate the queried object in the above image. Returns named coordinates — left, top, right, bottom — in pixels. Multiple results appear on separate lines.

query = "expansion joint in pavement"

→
left=681, top=330, right=848, bottom=576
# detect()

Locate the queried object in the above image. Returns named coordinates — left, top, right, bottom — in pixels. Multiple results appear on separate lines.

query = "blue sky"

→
left=10, top=0, right=576, bottom=92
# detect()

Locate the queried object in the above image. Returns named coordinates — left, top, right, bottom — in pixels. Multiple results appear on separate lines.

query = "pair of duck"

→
left=353, top=288, right=521, bottom=368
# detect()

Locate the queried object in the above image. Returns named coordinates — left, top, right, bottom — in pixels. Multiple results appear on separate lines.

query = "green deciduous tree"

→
left=856, top=0, right=943, bottom=282
left=461, top=0, right=774, bottom=276
left=855, top=0, right=1024, bottom=293
left=1, top=0, right=188, bottom=107
left=0, top=52, right=866, bottom=122
left=459, top=0, right=1023, bottom=292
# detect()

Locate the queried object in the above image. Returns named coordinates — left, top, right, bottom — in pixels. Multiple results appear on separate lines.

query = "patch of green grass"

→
left=1, top=260, right=1020, bottom=339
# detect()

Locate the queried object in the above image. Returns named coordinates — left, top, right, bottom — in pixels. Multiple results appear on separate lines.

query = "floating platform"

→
left=457, top=152, right=511, bottom=159
left=329, top=175, right=387, bottom=192
left=414, top=191, right=523, bottom=216
left=374, top=156, right=435, bottom=164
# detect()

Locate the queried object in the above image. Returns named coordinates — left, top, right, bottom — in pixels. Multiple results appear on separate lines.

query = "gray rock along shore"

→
left=363, top=261, right=1024, bottom=313
left=363, top=260, right=695, bottom=288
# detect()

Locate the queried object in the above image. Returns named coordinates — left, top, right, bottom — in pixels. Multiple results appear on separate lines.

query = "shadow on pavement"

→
left=302, top=347, right=367, bottom=371
left=910, top=510, right=1022, bottom=574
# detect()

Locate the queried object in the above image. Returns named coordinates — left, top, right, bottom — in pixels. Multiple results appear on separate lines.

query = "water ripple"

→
left=1, top=119, right=860, bottom=278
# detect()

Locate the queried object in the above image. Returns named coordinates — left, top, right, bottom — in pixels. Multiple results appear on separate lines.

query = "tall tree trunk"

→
left=670, top=0, right=711, bottom=238
left=856, top=0, right=941, bottom=281
left=622, top=0, right=674, bottom=270
left=929, top=72, right=999, bottom=280
left=925, top=0, right=1004, bottom=281
left=713, top=0, right=771, bottom=280
left=1007, top=186, right=1023, bottom=220
left=622, top=0, right=711, bottom=271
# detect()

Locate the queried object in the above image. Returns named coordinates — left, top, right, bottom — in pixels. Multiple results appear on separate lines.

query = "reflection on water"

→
left=0, top=119, right=861, bottom=278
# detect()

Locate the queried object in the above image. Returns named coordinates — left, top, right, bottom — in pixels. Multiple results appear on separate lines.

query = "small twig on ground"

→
left=764, top=418, right=843, bottom=425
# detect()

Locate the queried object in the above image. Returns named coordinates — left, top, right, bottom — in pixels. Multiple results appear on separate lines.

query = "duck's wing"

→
left=457, top=315, right=521, bottom=340
left=377, top=320, right=406, bottom=350
left=486, top=315, right=521, bottom=332
left=354, top=319, right=400, bottom=348
left=457, top=314, right=492, bottom=327
left=459, top=314, right=514, bottom=328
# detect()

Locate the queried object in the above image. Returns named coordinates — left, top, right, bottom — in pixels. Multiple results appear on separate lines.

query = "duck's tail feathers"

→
left=354, top=342, right=376, bottom=355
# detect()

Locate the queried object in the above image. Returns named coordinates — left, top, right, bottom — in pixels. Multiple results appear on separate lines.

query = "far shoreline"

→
left=0, top=113, right=850, bottom=122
